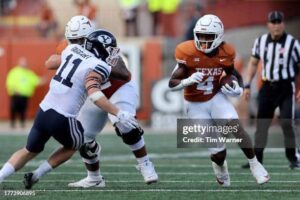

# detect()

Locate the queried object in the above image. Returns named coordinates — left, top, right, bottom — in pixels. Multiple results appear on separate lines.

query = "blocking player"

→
left=169, top=14, right=270, bottom=186
left=44, top=16, right=158, bottom=188
left=0, top=16, right=138, bottom=189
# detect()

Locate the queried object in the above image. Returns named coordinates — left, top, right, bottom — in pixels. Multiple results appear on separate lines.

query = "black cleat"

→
left=290, top=162, right=300, bottom=170
left=23, top=172, right=38, bottom=189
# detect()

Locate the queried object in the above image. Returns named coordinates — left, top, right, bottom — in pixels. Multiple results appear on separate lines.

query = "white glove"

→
left=221, top=80, right=243, bottom=97
left=171, top=72, right=204, bottom=91
left=182, top=72, right=204, bottom=87
left=170, top=71, right=204, bottom=91
left=116, top=110, right=139, bottom=129
left=105, top=46, right=120, bottom=67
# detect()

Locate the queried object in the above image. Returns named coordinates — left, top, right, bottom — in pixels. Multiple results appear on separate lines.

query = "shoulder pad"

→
left=175, top=41, right=195, bottom=64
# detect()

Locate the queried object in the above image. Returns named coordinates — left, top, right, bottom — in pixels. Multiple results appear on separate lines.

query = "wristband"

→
left=244, top=83, right=251, bottom=89
left=88, top=91, right=104, bottom=102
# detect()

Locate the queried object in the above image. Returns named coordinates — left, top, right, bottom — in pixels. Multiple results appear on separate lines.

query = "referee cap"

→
left=268, top=11, right=284, bottom=23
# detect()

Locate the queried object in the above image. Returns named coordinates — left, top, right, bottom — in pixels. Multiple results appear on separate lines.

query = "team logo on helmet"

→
left=97, top=35, right=112, bottom=45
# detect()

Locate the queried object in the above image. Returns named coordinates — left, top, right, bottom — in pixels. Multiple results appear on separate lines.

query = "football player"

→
left=169, top=14, right=270, bottom=186
left=44, top=16, right=158, bottom=188
left=0, top=16, right=138, bottom=189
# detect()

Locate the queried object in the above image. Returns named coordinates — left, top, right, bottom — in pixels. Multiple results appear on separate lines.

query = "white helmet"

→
left=65, top=15, right=95, bottom=39
left=193, top=14, right=224, bottom=53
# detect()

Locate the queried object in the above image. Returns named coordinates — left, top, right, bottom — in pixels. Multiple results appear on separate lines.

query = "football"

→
left=219, top=74, right=238, bottom=88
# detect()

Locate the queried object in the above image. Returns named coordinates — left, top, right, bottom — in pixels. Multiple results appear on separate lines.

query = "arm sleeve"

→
left=251, top=38, right=260, bottom=59
left=293, top=39, right=300, bottom=64
left=91, top=58, right=112, bottom=82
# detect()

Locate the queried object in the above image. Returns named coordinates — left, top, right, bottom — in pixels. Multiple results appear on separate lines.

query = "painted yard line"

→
left=3, top=180, right=300, bottom=183
left=6, top=163, right=292, bottom=169
left=15, top=189, right=300, bottom=193
left=12, top=172, right=300, bottom=175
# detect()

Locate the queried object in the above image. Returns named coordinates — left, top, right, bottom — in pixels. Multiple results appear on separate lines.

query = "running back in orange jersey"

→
left=175, top=40, right=235, bottom=102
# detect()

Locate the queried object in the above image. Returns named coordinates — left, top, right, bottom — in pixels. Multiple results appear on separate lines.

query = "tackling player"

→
left=169, top=14, right=270, bottom=186
left=44, top=16, right=158, bottom=188
left=0, top=16, right=138, bottom=189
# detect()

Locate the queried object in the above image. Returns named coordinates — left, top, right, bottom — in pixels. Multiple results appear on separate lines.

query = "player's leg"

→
left=23, top=109, right=84, bottom=189
left=211, top=93, right=269, bottom=184
left=185, top=99, right=230, bottom=186
left=68, top=100, right=107, bottom=188
left=0, top=108, right=51, bottom=184
left=210, top=149, right=230, bottom=187
left=109, top=81, right=158, bottom=184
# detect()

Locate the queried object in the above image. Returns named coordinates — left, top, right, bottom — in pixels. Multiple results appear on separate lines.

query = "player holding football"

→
left=169, top=14, right=270, bottom=186
left=44, top=16, right=158, bottom=188
left=0, top=16, right=138, bottom=188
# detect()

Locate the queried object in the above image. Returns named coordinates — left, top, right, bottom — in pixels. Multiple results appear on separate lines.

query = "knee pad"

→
left=115, top=126, right=144, bottom=145
left=79, top=140, right=101, bottom=164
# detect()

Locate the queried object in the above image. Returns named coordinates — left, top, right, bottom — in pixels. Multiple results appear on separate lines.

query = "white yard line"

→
left=10, top=189, right=300, bottom=193
left=3, top=180, right=300, bottom=183
left=6, top=163, right=292, bottom=168
left=12, top=172, right=300, bottom=175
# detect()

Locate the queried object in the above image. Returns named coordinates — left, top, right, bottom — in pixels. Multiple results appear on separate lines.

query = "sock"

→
left=32, top=161, right=52, bottom=181
left=248, top=156, right=259, bottom=167
left=87, top=170, right=101, bottom=180
left=136, top=155, right=149, bottom=164
left=130, top=137, right=145, bottom=151
left=0, top=162, right=15, bottom=182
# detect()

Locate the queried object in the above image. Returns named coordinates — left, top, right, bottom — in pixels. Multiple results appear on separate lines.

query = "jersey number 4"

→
left=53, top=54, right=82, bottom=88
left=196, top=76, right=214, bottom=95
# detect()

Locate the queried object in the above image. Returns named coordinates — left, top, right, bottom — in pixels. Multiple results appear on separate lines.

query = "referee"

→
left=242, top=11, right=300, bottom=169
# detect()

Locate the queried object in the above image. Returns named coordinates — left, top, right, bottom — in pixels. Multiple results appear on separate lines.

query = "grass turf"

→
left=0, top=133, right=300, bottom=200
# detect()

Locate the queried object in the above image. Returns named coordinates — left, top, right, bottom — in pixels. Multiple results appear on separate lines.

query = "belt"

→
left=263, top=79, right=294, bottom=87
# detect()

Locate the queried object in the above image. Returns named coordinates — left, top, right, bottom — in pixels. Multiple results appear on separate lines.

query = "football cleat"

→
left=212, top=160, right=230, bottom=187
left=68, top=176, right=105, bottom=188
left=289, top=161, right=300, bottom=170
left=23, top=172, right=39, bottom=189
left=250, top=162, right=270, bottom=184
left=136, top=160, right=158, bottom=184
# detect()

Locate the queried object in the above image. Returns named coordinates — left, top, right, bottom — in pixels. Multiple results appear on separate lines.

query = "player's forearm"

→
left=245, top=58, right=259, bottom=85
left=169, top=79, right=182, bottom=88
left=231, top=69, right=244, bottom=88
left=87, top=87, right=119, bottom=116
left=45, top=54, right=61, bottom=70
left=94, top=96, right=119, bottom=116
left=169, top=78, right=192, bottom=91
left=110, top=57, right=131, bottom=81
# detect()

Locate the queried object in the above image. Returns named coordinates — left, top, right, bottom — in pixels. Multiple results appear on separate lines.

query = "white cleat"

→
left=68, top=176, right=105, bottom=188
left=136, top=160, right=158, bottom=184
left=250, top=162, right=270, bottom=184
left=212, top=160, right=230, bottom=187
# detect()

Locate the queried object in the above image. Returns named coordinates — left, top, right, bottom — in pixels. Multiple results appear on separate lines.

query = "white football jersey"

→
left=40, top=44, right=111, bottom=117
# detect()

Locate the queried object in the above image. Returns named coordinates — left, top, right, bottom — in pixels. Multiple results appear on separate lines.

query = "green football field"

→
left=0, top=132, right=300, bottom=200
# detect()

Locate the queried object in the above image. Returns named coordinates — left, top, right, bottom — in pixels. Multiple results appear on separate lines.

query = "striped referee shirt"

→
left=252, top=32, right=300, bottom=81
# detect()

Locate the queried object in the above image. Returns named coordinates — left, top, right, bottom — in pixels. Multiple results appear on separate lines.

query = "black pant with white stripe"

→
left=254, top=80, right=299, bottom=164
left=26, top=108, right=84, bottom=153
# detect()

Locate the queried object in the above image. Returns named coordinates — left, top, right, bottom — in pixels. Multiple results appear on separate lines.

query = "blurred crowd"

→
left=0, top=0, right=206, bottom=39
